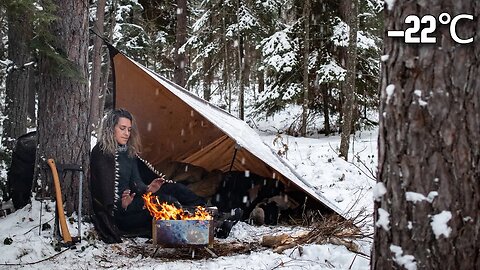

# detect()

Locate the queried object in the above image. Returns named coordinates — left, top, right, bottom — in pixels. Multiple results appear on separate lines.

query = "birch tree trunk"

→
left=373, top=1, right=480, bottom=269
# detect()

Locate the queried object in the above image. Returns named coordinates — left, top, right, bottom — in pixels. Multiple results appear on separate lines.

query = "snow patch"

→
left=386, top=84, right=395, bottom=104
left=357, top=31, right=378, bottom=50
left=390, top=245, right=417, bottom=270
left=373, top=182, right=387, bottom=201
left=376, top=208, right=390, bottom=231
left=405, top=191, right=437, bottom=203
left=406, top=192, right=426, bottom=203
left=317, top=56, right=346, bottom=83
left=463, top=216, right=473, bottom=222
left=418, top=99, right=428, bottom=106
left=385, top=0, right=396, bottom=11
left=431, top=211, right=452, bottom=239
left=427, top=191, right=438, bottom=202
left=380, top=55, right=389, bottom=62
left=413, top=90, right=428, bottom=106
left=331, top=19, right=349, bottom=47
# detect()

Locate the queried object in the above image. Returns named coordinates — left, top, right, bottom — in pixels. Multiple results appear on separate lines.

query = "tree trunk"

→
left=237, top=0, right=245, bottom=120
left=35, top=0, right=90, bottom=215
left=243, top=40, right=251, bottom=88
left=238, top=35, right=245, bottom=120
left=322, top=85, right=330, bottom=136
left=27, top=73, right=36, bottom=125
left=257, top=53, right=264, bottom=94
left=89, top=0, right=107, bottom=134
left=96, top=0, right=118, bottom=126
left=339, top=0, right=358, bottom=160
left=301, top=0, right=311, bottom=137
left=2, top=2, right=33, bottom=154
left=373, top=2, right=480, bottom=269
left=174, top=0, right=187, bottom=87
left=221, top=5, right=232, bottom=113
left=203, top=56, right=213, bottom=101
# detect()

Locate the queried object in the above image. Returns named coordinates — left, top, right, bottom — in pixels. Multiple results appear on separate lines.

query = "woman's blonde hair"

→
left=98, top=108, right=141, bottom=157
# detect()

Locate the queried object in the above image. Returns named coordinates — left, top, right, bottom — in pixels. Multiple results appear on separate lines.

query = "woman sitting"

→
left=90, top=108, right=205, bottom=243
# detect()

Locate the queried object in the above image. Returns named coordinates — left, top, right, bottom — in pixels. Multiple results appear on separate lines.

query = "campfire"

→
left=142, top=192, right=212, bottom=220
left=142, top=192, right=214, bottom=247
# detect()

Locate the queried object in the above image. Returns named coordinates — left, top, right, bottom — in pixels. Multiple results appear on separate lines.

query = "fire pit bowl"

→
left=152, top=219, right=214, bottom=248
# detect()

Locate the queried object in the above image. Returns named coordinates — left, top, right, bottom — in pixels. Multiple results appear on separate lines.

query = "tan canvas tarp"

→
left=110, top=49, right=342, bottom=216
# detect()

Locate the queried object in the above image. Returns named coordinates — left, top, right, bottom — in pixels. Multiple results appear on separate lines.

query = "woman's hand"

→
left=147, top=177, right=165, bottom=194
left=121, top=189, right=135, bottom=209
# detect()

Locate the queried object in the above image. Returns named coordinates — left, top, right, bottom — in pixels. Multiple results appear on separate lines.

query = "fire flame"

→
left=142, top=192, right=212, bottom=220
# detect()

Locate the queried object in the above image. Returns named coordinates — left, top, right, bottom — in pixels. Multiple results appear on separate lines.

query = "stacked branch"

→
left=262, top=214, right=366, bottom=254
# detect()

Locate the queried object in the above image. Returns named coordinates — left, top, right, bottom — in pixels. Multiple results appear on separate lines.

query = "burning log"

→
left=142, top=192, right=214, bottom=247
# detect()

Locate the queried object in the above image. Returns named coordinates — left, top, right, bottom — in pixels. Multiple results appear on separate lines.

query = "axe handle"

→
left=47, top=159, right=72, bottom=243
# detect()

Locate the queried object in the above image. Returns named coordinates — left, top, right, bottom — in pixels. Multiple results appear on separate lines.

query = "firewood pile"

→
left=261, top=215, right=364, bottom=254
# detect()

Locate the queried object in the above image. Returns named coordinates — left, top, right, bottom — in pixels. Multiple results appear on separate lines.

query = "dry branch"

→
left=262, top=215, right=366, bottom=255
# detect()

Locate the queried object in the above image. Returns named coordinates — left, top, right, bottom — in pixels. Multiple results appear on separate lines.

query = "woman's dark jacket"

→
left=90, top=143, right=205, bottom=243
left=90, top=144, right=157, bottom=243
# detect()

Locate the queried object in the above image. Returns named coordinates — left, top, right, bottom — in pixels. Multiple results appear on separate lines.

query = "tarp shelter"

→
left=108, top=46, right=343, bottom=217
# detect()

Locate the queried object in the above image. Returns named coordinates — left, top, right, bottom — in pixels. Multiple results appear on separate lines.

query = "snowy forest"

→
left=0, top=0, right=479, bottom=269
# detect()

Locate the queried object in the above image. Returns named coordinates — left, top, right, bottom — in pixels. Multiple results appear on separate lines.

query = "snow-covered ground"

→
left=0, top=106, right=377, bottom=270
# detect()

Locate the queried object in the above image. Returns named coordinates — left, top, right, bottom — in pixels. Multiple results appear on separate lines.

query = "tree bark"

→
left=301, top=0, right=311, bottom=136
left=373, top=2, right=480, bottom=269
left=96, top=0, right=118, bottom=126
left=322, top=85, right=331, bottom=136
left=257, top=53, right=264, bottom=94
left=35, top=0, right=90, bottom=215
left=203, top=56, right=213, bottom=101
left=339, top=0, right=358, bottom=160
left=89, top=0, right=107, bottom=134
left=237, top=0, right=245, bottom=120
left=174, top=0, right=187, bottom=87
left=2, top=1, right=33, bottom=154
left=221, top=4, right=232, bottom=113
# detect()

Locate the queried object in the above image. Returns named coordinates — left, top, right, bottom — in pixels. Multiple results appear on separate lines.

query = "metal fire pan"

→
left=152, top=219, right=214, bottom=248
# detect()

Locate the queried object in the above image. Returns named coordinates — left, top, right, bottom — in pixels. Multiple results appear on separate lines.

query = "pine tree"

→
left=2, top=0, right=35, bottom=156
left=35, top=0, right=90, bottom=214
left=373, top=1, right=479, bottom=268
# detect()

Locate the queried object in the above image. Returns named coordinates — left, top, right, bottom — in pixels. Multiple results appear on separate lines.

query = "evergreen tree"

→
left=112, top=0, right=151, bottom=64
left=374, top=1, right=479, bottom=268
left=1, top=0, right=36, bottom=155
left=35, top=0, right=90, bottom=214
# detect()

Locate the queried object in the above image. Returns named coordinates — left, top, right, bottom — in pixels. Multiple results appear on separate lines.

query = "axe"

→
left=47, top=159, right=83, bottom=246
